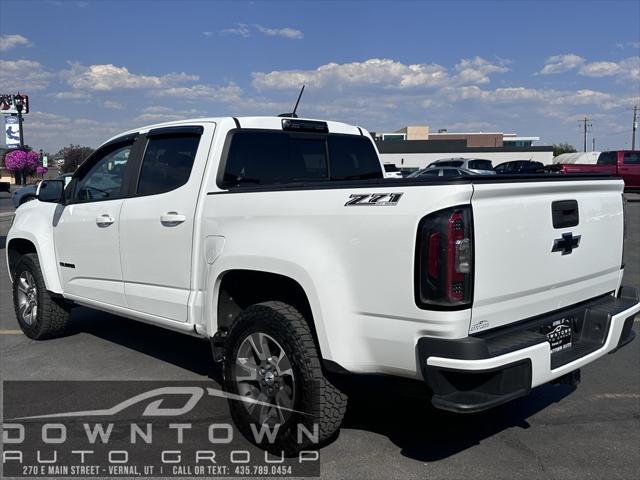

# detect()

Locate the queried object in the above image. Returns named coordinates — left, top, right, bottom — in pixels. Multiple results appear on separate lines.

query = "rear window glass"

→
left=598, top=152, right=616, bottom=165
left=468, top=160, right=493, bottom=170
left=384, top=164, right=399, bottom=172
left=222, top=131, right=381, bottom=187
left=435, top=160, right=462, bottom=167
left=442, top=169, right=460, bottom=177
left=623, top=152, right=640, bottom=164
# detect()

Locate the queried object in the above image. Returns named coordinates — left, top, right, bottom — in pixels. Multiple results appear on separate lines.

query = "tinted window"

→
left=384, top=164, right=399, bottom=172
left=137, top=135, right=200, bottom=195
left=623, top=152, right=640, bottom=164
left=420, top=169, right=440, bottom=177
left=597, top=152, right=617, bottom=165
left=436, top=161, right=463, bottom=167
left=442, top=169, right=460, bottom=177
left=222, top=131, right=381, bottom=187
left=494, top=163, right=508, bottom=172
left=74, top=144, right=131, bottom=202
left=468, top=160, right=493, bottom=170
left=328, top=135, right=381, bottom=180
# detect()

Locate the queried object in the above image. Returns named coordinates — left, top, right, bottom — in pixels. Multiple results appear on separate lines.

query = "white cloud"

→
left=255, top=25, right=303, bottom=39
left=453, top=56, right=509, bottom=84
left=0, top=34, right=32, bottom=51
left=0, top=59, right=52, bottom=91
left=49, top=91, right=92, bottom=101
left=133, top=106, right=208, bottom=124
left=103, top=100, right=124, bottom=109
left=539, top=54, right=639, bottom=81
left=219, top=23, right=303, bottom=39
left=156, top=82, right=243, bottom=103
left=63, top=63, right=199, bottom=91
left=538, top=54, right=585, bottom=74
left=220, top=23, right=251, bottom=37
left=252, top=58, right=451, bottom=90
left=579, top=57, right=639, bottom=80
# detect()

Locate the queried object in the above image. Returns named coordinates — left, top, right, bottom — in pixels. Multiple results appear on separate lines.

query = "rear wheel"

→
left=223, top=301, right=347, bottom=454
left=13, top=253, right=71, bottom=339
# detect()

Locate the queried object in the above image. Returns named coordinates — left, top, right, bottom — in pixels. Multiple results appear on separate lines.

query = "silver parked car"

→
left=427, top=157, right=496, bottom=174
left=407, top=166, right=479, bottom=178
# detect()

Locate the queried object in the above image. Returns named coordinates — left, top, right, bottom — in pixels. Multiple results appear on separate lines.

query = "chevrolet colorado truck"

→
left=7, top=116, right=640, bottom=452
left=550, top=150, right=640, bottom=191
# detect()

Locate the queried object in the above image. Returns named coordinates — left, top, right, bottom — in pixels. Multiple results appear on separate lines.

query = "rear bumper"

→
left=418, top=286, right=640, bottom=413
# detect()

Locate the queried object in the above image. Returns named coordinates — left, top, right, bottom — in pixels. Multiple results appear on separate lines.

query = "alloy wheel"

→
left=233, top=332, right=296, bottom=426
left=17, top=270, right=38, bottom=326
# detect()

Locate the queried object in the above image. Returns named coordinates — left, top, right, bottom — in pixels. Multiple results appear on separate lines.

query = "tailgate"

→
left=469, top=179, right=624, bottom=333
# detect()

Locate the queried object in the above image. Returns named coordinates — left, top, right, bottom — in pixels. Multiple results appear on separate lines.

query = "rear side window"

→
left=328, top=135, right=381, bottom=181
left=137, top=135, right=200, bottom=195
left=384, top=164, right=399, bottom=172
left=623, top=152, right=640, bottom=164
left=442, top=169, right=460, bottom=177
left=597, top=152, right=617, bottom=165
left=222, top=131, right=381, bottom=187
left=436, top=161, right=462, bottom=167
left=468, top=160, right=493, bottom=170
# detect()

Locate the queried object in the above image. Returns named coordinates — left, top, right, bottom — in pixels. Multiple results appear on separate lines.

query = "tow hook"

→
left=210, top=329, right=228, bottom=363
left=553, top=369, right=581, bottom=387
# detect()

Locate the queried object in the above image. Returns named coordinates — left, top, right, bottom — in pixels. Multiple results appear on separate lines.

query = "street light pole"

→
left=14, top=92, right=25, bottom=149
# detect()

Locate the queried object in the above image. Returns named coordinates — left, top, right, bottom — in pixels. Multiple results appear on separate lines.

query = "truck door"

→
left=53, top=135, right=140, bottom=307
left=119, top=124, right=215, bottom=322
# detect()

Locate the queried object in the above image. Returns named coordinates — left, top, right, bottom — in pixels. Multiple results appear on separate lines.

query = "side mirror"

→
left=36, top=180, right=65, bottom=203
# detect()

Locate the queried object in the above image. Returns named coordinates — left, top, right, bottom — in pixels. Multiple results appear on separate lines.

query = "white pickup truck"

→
left=7, top=116, right=639, bottom=452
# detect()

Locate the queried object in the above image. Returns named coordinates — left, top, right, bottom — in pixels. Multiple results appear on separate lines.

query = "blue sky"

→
left=1, top=0, right=639, bottom=153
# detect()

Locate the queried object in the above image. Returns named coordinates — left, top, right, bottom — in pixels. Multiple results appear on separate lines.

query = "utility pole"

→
left=592, top=138, right=595, bottom=152
left=579, top=117, right=592, bottom=152
left=632, top=105, right=637, bottom=151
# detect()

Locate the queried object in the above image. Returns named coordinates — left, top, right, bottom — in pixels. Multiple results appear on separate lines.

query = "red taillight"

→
left=416, top=206, right=473, bottom=308
left=446, top=212, right=465, bottom=302
left=427, top=232, right=439, bottom=279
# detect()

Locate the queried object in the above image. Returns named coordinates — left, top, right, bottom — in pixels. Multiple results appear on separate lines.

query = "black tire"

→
left=20, top=195, right=36, bottom=205
left=13, top=253, right=71, bottom=339
left=223, top=301, right=347, bottom=454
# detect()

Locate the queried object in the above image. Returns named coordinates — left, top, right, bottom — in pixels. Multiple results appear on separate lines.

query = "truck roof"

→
left=102, top=116, right=365, bottom=148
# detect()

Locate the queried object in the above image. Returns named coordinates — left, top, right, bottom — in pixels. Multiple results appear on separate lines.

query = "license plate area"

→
left=541, top=317, right=573, bottom=354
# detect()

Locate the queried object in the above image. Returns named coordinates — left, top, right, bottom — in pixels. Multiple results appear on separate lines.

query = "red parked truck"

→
left=551, top=151, right=640, bottom=191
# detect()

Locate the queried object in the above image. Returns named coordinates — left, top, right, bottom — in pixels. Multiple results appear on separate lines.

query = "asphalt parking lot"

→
left=0, top=191, right=638, bottom=480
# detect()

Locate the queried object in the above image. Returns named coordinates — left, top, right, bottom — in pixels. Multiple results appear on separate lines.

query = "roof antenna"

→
left=278, top=84, right=305, bottom=118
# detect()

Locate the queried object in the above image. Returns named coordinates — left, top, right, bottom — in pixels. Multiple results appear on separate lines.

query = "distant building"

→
left=373, top=125, right=540, bottom=148
left=372, top=125, right=551, bottom=169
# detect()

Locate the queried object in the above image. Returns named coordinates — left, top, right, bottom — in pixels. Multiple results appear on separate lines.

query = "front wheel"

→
left=223, top=301, right=347, bottom=454
left=13, top=253, right=71, bottom=339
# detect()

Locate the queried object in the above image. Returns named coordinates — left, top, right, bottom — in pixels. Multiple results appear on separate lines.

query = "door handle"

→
left=96, top=214, right=115, bottom=227
left=160, top=211, right=186, bottom=226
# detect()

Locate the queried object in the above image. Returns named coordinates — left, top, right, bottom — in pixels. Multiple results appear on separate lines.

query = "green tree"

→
left=55, top=145, right=95, bottom=174
left=553, top=143, right=577, bottom=157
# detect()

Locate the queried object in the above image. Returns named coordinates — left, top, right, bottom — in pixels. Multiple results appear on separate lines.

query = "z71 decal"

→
left=345, top=193, right=403, bottom=206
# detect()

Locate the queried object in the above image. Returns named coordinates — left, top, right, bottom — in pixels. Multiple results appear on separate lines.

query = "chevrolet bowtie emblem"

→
left=552, top=232, right=581, bottom=255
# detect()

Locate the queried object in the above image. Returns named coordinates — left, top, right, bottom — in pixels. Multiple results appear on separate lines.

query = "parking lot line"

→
left=0, top=329, right=23, bottom=335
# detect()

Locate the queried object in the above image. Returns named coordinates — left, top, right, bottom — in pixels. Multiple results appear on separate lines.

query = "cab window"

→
left=137, top=135, right=201, bottom=195
left=73, top=144, right=132, bottom=202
